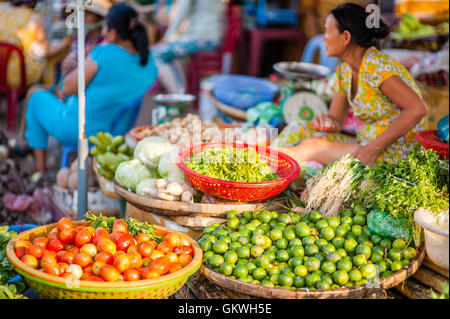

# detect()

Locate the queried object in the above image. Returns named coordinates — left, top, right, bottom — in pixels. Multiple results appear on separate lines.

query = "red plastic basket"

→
left=415, top=130, right=449, bottom=159
left=177, top=143, right=300, bottom=202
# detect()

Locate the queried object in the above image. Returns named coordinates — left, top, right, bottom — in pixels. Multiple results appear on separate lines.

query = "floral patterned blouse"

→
left=333, top=46, right=427, bottom=163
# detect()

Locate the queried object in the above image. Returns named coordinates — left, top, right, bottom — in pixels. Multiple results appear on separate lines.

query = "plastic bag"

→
left=367, top=209, right=412, bottom=242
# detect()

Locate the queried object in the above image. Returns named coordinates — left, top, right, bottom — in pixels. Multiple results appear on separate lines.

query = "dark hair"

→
left=331, top=3, right=390, bottom=48
left=106, top=4, right=149, bottom=66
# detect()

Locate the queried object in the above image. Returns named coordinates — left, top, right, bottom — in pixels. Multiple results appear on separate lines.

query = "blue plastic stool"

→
left=256, top=0, right=298, bottom=27
left=59, top=95, right=144, bottom=168
left=7, top=224, right=38, bottom=284
left=301, top=34, right=338, bottom=73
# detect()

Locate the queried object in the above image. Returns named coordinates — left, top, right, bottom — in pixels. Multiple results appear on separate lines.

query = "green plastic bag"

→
left=246, top=102, right=283, bottom=126
left=367, top=209, right=412, bottom=242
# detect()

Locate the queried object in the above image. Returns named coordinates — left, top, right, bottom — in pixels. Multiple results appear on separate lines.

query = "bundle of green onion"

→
left=185, top=146, right=279, bottom=183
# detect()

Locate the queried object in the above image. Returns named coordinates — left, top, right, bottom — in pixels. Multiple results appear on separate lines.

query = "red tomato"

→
left=95, top=252, right=114, bottom=264
left=173, top=246, right=193, bottom=256
left=48, top=239, right=65, bottom=252
left=157, top=241, right=174, bottom=254
left=165, top=233, right=181, bottom=248
left=73, top=252, right=92, bottom=268
left=154, top=229, right=167, bottom=238
left=42, top=250, right=57, bottom=259
left=123, top=268, right=141, bottom=281
left=32, top=237, right=48, bottom=249
left=116, top=233, right=134, bottom=251
left=150, top=250, right=165, bottom=261
left=75, top=226, right=85, bottom=232
left=14, top=239, right=32, bottom=250
left=47, top=231, right=60, bottom=241
left=127, top=252, right=143, bottom=269
left=75, top=229, right=93, bottom=248
left=142, top=267, right=160, bottom=279
left=168, top=262, right=183, bottom=274
left=148, top=240, right=159, bottom=249
left=127, top=245, right=139, bottom=254
left=27, top=244, right=44, bottom=259
left=166, top=252, right=178, bottom=263
left=57, top=217, right=74, bottom=232
left=58, top=262, right=68, bottom=273
left=112, top=219, right=128, bottom=233
left=138, top=242, right=154, bottom=259
left=142, top=258, right=152, bottom=268
left=44, top=265, right=61, bottom=276
left=179, top=235, right=191, bottom=247
left=178, top=254, right=193, bottom=267
left=40, top=255, right=58, bottom=269
left=21, top=255, right=38, bottom=268
left=93, top=228, right=110, bottom=245
left=67, top=246, right=80, bottom=254
left=100, top=265, right=120, bottom=282
left=92, top=261, right=106, bottom=276
left=113, top=255, right=130, bottom=273
left=81, top=271, right=94, bottom=281
left=15, top=247, right=27, bottom=259
left=59, top=251, right=75, bottom=264
left=87, top=276, right=104, bottom=282
left=109, top=231, right=122, bottom=244
left=86, top=226, right=96, bottom=236
left=150, top=256, right=171, bottom=276
left=135, top=233, right=151, bottom=245
left=59, top=228, right=77, bottom=244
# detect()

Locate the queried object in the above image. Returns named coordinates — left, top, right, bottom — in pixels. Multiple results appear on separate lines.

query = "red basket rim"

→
left=176, top=143, right=300, bottom=189
left=415, top=130, right=449, bottom=148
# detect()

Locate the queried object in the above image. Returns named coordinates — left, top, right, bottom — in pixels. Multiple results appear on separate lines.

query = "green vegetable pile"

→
left=359, top=146, right=449, bottom=243
left=392, top=13, right=449, bottom=41
left=199, top=205, right=417, bottom=290
left=89, top=131, right=134, bottom=181
left=185, top=147, right=279, bottom=183
left=0, top=226, right=27, bottom=299
left=84, top=212, right=163, bottom=242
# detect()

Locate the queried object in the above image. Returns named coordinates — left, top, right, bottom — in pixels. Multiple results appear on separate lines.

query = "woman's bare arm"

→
left=62, top=57, right=99, bottom=96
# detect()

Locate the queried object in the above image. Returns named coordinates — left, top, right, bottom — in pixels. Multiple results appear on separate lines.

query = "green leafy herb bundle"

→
left=185, top=146, right=279, bottom=183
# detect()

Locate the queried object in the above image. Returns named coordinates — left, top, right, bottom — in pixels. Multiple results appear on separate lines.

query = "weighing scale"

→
left=273, top=62, right=331, bottom=124
left=152, top=94, right=197, bottom=125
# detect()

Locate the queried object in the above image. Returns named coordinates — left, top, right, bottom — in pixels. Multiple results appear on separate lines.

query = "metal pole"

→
left=76, top=0, right=88, bottom=220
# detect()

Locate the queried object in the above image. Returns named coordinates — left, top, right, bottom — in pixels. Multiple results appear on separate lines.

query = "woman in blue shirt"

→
left=24, top=4, right=158, bottom=173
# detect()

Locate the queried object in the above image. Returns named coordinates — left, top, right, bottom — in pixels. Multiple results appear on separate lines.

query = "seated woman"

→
left=24, top=4, right=158, bottom=173
left=275, top=3, right=428, bottom=166
left=151, top=0, right=226, bottom=93
left=0, top=0, right=73, bottom=88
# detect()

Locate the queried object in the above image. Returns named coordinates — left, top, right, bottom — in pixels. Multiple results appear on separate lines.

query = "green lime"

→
left=342, top=209, right=354, bottom=218
left=370, top=252, right=384, bottom=263
left=337, top=259, right=353, bottom=272
left=270, top=211, right=280, bottom=220
left=238, top=236, right=250, bottom=246
left=246, top=262, right=257, bottom=274
left=289, top=256, right=304, bottom=268
left=351, top=225, right=363, bottom=237
left=208, top=235, right=218, bottom=243
left=243, top=211, right=253, bottom=220
left=289, top=245, right=305, bottom=258
left=322, top=243, right=336, bottom=255
left=316, top=220, right=329, bottom=230
left=321, top=273, right=334, bottom=285
left=314, top=252, right=327, bottom=263
left=360, top=240, right=374, bottom=249
left=227, top=217, right=240, bottom=230
left=328, top=216, right=341, bottom=228
left=269, top=228, right=283, bottom=241
left=309, top=211, right=323, bottom=222
left=263, top=251, right=276, bottom=263
left=233, top=264, right=248, bottom=278
left=252, top=227, right=264, bottom=236
left=352, top=254, right=367, bottom=267
left=219, top=262, right=234, bottom=276
left=305, top=257, right=321, bottom=272
left=268, top=266, right=281, bottom=277
left=236, top=246, right=250, bottom=259
left=305, top=244, right=320, bottom=256
left=201, top=240, right=213, bottom=252
left=220, top=236, right=231, bottom=244
left=356, top=234, right=370, bottom=244
left=262, top=280, right=275, bottom=288
left=354, top=279, right=367, bottom=286
left=341, top=216, right=353, bottom=226
left=305, top=273, right=322, bottom=288
left=269, top=220, right=278, bottom=229
left=331, top=236, right=345, bottom=249
left=355, top=245, right=372, bottom=259
left=270, top=274, right=279, bottom=285
left=213, top=240, right=229, bottom=254
left=390, top=260, right=403, bottom=272
left=353, top=204, right=367, bottom=215
left=320, top=227, right=336, bottom=241
left=250, top=245, right=264, bottom=258
left=376, top=260, right=388, bottom=273
left=294, top=275, right=305, bottom=288
left=392, top=238, right=407, bottom=250
left=333, top=270, right=349, bottom=286
left=302, top=236, right=316, bottom=246
left=360, top=264, right=377, bottom=279
left=353, top=214, right=366, bottom=226
left=372, top=245, right=384, bottom=255
left=251, top=210, right=262, bottom=220
left=379, top=239, right=392, bottom=250
left=260, top=223, right=271, bottom=233
left=388, top=248, right=402, bottom=261
left=349, top=269, right=363, bottom=282
left=321, top=261, right=336, bottom=274
left=283, top=229, right=296, bottom=241
left=204, top=225, right=216, bottom=235
left=251, top=234, right=265, bottom=246
left=224, top=250, right=239, bottom=264
left=210, top=254, right=225, bottom=268
left=277, top=214, right=292, bottom=225
left=344, top=238, right=358, bottom=253
left=362, top=226, right=372, bottom=237
left=295, top=223, right=311, bottom=238
left=276, top=249, right=290, bottom=262
left=245, top=223, right=257, bottom=233
left=214, top=228, right=228, bottom=238
left=315, top=238, right=328, bottom=249
left=279, top=273, right=294, bottom=287
left=278, top=262, right=290, bottom=273
left=289, top=238, right=303, bottom=247
left=335, top=248, right=348, bottom=259
left=335, top=226, right=348, bottom=238
left=401, top=259, right=410, bottom=268
left=259, top=211, right=272, bottom=224
left=229, top=242, right=242, bottom=252
left=229, top=231, right=242, bottom=242
left=316, top=280, right=331, bottom=290
left=326, top=252, right=342, bottom=263
left=294, top=265, right=308, bottom=277
left=252, top=267, right=267, bottom=281
left=275, top=238, right=288, bottom=250
left=403, top=247, right=417, bottom=260
left=255, top=255, right=271, bottom=269
left=204, top=251, right=214, bottom=262
left=345, top=282, right=355, bottom=288
left=381, top=271, right=393, bottom=278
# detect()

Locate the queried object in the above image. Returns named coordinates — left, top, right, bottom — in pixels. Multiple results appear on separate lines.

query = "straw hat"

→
left=84, top=0, right=112, bottom=18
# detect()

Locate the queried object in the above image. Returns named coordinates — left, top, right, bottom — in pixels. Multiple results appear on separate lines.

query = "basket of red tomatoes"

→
left=6, top=214, right=202, bottom=299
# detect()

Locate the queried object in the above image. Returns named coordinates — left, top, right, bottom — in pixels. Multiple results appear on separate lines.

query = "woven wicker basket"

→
left=6, top=221, right=202, bottom=299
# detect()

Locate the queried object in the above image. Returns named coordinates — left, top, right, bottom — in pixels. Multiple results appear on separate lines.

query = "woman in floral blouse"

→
left=275, top=3, right=428, bottom=166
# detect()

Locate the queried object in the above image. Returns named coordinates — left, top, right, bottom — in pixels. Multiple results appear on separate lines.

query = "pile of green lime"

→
left=198, top=205, right=418, bottom=290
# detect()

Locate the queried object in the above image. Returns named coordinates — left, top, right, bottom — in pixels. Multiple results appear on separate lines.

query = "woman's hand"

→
left=351, top=143, right=382, bottom=166
left=312, top=114, right=342, bottom=133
